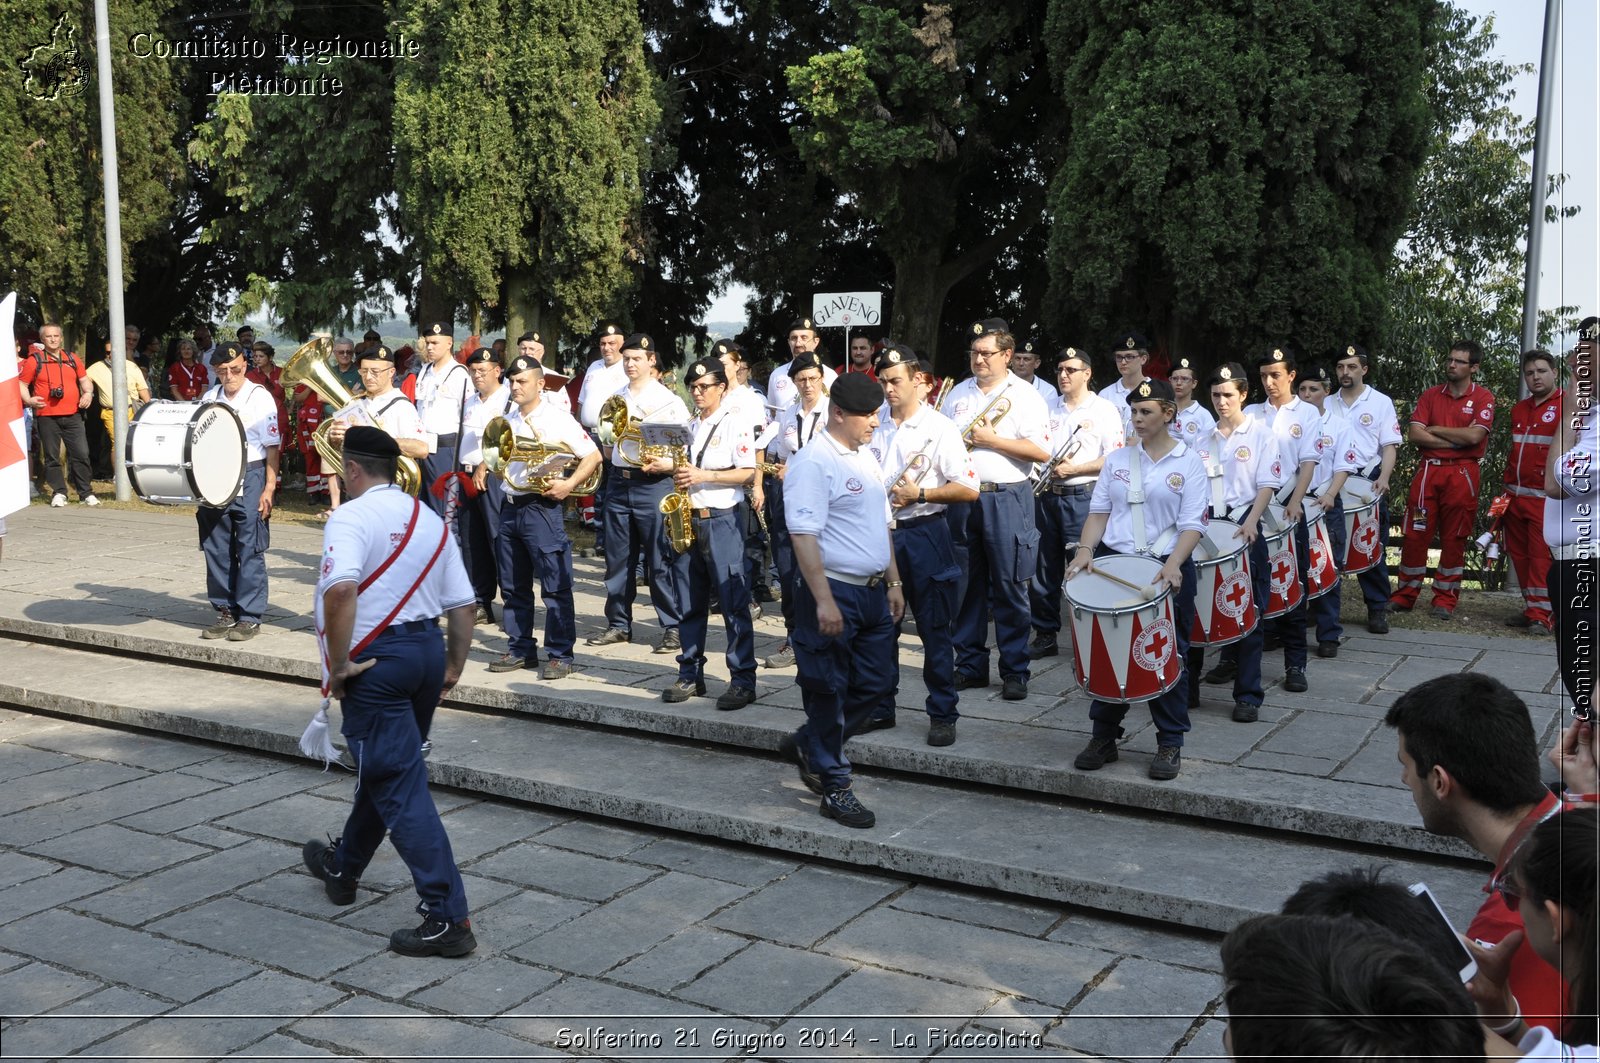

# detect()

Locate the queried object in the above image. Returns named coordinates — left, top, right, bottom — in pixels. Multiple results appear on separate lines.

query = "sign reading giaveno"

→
left=812, top=292, right=882, bottom=329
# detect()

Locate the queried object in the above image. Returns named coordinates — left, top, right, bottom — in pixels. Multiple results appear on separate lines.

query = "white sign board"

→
left=813, top=291, right=882, bottom=329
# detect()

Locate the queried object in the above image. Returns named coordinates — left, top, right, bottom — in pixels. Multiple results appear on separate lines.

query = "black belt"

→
left=384, top=618, right=438, bottom=636
left=978, top=480, right=1026, bottom=493
left=891, top=512, right=944, bottom=530
left=1040, top=482, right=1091, bottom=496
left=245, top=459, right=266, bottom=470
left=506, top=491, right=558, bottom=506
left=617, top=468, right=667, bottom=481
left=435, top=433, right=460, bottom=447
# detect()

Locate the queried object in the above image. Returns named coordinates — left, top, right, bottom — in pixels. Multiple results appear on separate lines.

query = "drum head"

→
left=1196, top=518, right=1247, bottom=563
left=189, top=402, right=247, bottom=507
left=1065, top=554, right=1165, bottom=609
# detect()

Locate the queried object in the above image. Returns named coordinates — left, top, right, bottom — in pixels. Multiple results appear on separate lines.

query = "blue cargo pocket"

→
left=1013, top=528, right=1040, bottom=583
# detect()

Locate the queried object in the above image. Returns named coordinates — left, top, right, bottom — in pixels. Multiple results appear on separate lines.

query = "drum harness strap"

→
left=1127, top=446, right=1177, bottom=557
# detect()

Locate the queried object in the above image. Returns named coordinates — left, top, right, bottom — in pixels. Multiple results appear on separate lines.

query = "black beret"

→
left=1019, top=337, right=1041, bottom=355
left=516, top=331, right=541, bottom=344
left=359, top=345, right=395, bottom=364
left=1341, top=343, right=1370, bottom=364
left=1114, top=331, right=1150, bottom=352
left=1304, top=363, right=1333, bottom=386
left=1170, top=355, right=1201, bottom=375
left=362, top=329, right=382, bottom=342
left=1209, top=362, right=1248, bottom=387
left=916, top=358, right=937, bottom=378
left=594, top=321, right=622, bottom=340
left=622, top=332, right=653, bottom=352
left=685, top=360, right=726, bottom=385
left=874, top=343, right=917, bottom=371
left=506, top=355, right=543, bottom=375
left=1579, top=317, right=1598, bottom=342
left=343, top=425, right=400, bottom=460
left=1129, top=378, right=1175, bottom=405
left=713, top=339, right=744, bottom=360
left=789, top=351, right=824, bottom=377
left=424, top=322, right=454, bottom=339
left=465, top=347, right=498, bottom=365
left=788, top=317, right=816, bottom=333
left=830, top=372, right=883, bottom=415
left=1057, top=346, right=1090, bottom=366
left=210, top=342, right=246, bottom=366
left=1257, top=347, right=1296, bottom=367
left=968, top=317, right=1010, bottom=339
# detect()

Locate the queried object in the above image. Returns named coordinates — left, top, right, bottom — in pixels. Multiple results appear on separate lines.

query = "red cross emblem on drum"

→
left=1132, top=618, right=1175, bottom=672
left=1217, top=571, right=1251, bottom=620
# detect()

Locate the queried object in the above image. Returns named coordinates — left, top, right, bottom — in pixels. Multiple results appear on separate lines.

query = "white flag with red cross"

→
left=1, top=293, right=29, bottom=522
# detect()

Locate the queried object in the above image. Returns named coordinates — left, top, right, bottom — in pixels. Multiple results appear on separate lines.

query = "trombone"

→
left=961, top=393, right=1012, bottom=450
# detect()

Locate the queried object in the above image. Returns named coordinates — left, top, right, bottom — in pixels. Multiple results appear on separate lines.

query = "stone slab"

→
left=146, top=897, right=387, bottom=979
left=609, top=927, right=752, bottom=993
left=679, top=941, right=855, bottom=1015
left=1045, top=957, right=1222, bottom=1059
left=708, top=866, right=903, bottom=948
left=24, top=821, right=212, bottom=877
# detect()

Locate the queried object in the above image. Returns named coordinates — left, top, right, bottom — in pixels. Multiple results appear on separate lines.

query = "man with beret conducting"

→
left=196, top=342, right=281, bottom=641
left=777, top=372, right=904, bottom=828
left=662, top=358, right=759, bottom=709
left=458, top=347, right=511, bottom=624
left=413, top=322, right=471, bottom=528
left=302, top=425, right=478, bottom=958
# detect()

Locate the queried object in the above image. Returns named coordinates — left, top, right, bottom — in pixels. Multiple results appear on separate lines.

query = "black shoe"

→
left=655, top=629, right=682, bottom=654
left=778, top=733, right=824, bottom=794
left=1001, top=676, right=1028, bottom=701
left=662, top=678, right=707, bottom=702
left=754, top=583, right=778, bottom=603
left=1283, top=666, right=1308, bottom=693
left=540, top=658, right=574, bottom=680
left=954, top=672, right=990, bottom=691
left=1505, top=613, right=1533, bottom=628
left=1390, top=600, right=1412, bottom=613
left=715, top=685, right=757, bottom=711
left=474, top=603, right=490, bottom=625
left=1149, top=746, right=1182, bottom=781
left=1028, top=633, right=1059, bottom=660
left=1367, top=610, right=1389, bottom=634
left=1232, top=701, right=1259, bottom=723
left=586, top=627, right=630, bottom=646
left=488, top=653, right=533, bottom=673
left=1431, top=605, right=1454, bottom=621
left=927, top=720, right=956, bottom=747
left=302, top=837, right=357, bottom=906
left=1074, top=735, right=1120, bottom=771
left=762, top=643, right=795, bottom=668
left=390, top=914, right=477, bottom=958
left=1317, top=641, right=1339, bottom=658
left=1203, top=659, right=1237, bottom=684
left=201, top=611, right=236, bottom=640
left=855, top=714, right=897, bottom=735
left=226, top=621, right=260, bottom=642
left=820, top=787, right=875, bottom=829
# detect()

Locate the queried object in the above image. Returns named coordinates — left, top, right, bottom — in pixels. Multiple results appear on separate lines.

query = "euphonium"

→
left=597, top=394, right=668, bottom=466
left=282, top=336, right=422, bottom=495
left=961, top=393, right=1012, bottom=450
left=482, top=416, right=601, bottom=495
left=658, top=444, right=696, bottom=553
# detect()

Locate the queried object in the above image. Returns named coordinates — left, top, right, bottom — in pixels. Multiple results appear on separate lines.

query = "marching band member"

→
left=1067, top=378, right=1208, bottom=780
left=716, top=340, right=778, bottom=606
left=413, top=323, right=471, bottom=524
left=1195, top=363, right=1282, bottom=722
left=1029, top=346, right=1124, bottom=660
left=585, top=334, right=692, bottom=653
left=1168, top=356, right=1216, bottom=444
left=756, top=351, right=831, bottom=668
left=576, top=322, right=627, bottom=535
left=1245, top=348, right=1320, bottom=693
left=489, top=355, right=600, bottom=677
left=1298, top=364, right=1359, bottom=658
left=663, top=359, right=759, bottom=709
left=459, top=347, right=510, bottom=624
left=861, top=345, right=979, bottom=745
left=196, top=342, right=281, bottom=642
left=1101, top=332, right=1151, bottom=441
left=1503, top=349, right=1562, bottom=633
left=1330, top=345, right=1402, bottom=633
left=766, top=317, right=838, bottom=411
left=942, top=318, right=1050, bottom=700
left=515, top=332, right=572, bottom=413
left=329, top=344, right=429, bottom=462
left=1012, top=338, right=1059, bottom=403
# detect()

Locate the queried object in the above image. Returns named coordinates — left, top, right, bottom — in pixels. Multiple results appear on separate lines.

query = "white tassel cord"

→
left=299, top=698, right=342, bottom=770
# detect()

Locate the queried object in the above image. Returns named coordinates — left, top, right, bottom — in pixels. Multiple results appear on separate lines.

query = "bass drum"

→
left=125, top=401, right=247, bottom=508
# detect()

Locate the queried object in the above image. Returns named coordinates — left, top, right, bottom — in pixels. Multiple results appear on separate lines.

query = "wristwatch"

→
left=917, top=487, right=926, bottom=504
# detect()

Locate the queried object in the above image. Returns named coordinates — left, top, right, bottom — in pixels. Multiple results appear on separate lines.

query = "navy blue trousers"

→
left=679, top=507, right=756, bottom=687
left=197, top=463, right=269, bottom=623
left=461, top=476, right=502, bottom=610
left=421, top=438, right=460, bottom=530
left=1088, top=548, right=1197, bottom=748
left=332, top=624, right=468, bottom=923
left=1031, top=484, right=1092, bottom=637
left=882, top=515, right=960, bottom=722
left=947, top=482, right=1040, bottom=682
left=792, top=578, right=898, bottom=792
left=499, top=493, right=577, bottom=662
left=601, top=472, right=688, bottom=634
left=767, top=478, right=797, bottom=633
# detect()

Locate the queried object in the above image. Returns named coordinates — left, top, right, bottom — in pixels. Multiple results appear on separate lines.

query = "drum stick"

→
left=1091, top=568, right=1160, bottom=601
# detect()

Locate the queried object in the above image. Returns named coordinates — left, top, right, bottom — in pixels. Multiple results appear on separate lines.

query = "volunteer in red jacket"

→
left=1503, top=349, right=1561, bottom=632
left=19, top=323, right=97, bottom=507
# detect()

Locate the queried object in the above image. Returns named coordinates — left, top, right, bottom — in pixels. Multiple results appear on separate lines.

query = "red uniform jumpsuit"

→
left=1504, top=389, right=1562, bottom=626
left=1392, top=382, right=1495, bottom=612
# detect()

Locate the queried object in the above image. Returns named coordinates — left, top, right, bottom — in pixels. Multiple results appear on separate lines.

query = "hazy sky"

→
left=706, top=1, right=1598, bottom=341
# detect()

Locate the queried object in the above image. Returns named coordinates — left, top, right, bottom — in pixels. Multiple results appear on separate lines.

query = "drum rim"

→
left=189, top=402, right=247, bottom=508
left=1063, top=554, right=1172, bottom=614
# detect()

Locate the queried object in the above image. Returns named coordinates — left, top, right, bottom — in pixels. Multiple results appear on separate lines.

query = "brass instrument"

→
left=597, top=393, right=668, bottom=466
left=890, top=451, right=933, bottom=493
left=757, top=461, right=784, bottom=476
left=282, top=336, right=422, bottom=495
left=1033, top=434, right=1085, bottom=495
left=482, top=416, right=602, bottom=495
left=961, top=393, right=1012, bottom=450
left=659, top=445, right=696, bottom=553
left=931, top=376, right=955, bottom=411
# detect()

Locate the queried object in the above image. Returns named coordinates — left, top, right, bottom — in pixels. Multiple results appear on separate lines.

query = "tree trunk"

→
left=889, top=252, right=955, bottom=375
left=415, top=272, right=452, bottom=331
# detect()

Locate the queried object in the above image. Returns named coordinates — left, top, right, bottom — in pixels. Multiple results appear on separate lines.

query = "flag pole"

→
left=93, top=0, right=130, bottom=501
left=1521, top=0, right=1562, bottom=368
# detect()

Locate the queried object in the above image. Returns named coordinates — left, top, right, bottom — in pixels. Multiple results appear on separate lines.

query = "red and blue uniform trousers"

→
left=946, top=481, right=1041, bottom=683
left=870, top=513, right=962, bottom=727
left=600, top=469, right=688, bottom=636
left=1189, top=531, right=1269, bottom=709
left=196, top=462, right=270, bottom=623
left=1030, top=482, right=1093, bottom=639
left=1088, top=545, right=1197, bottom=748
left=498, top=491, right=578, bottom=664
left=677, top=505, right=756, bottom=690
left=1392, top=457, right=1480, bottom=611
left=330, top=619, right=469, bottom=923
left=1504, top=491, right=1554, bottom=624
left=791, top=575, right=898, bottom=793
left=460, top=474, right=503, bottom=611
left=1309, top=496, right=1344, bottom=644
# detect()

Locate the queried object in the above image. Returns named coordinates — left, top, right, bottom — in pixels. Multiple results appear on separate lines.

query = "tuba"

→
left=482, top=416, right=601, bottom=495
left=658, top=444, right=696, bottom=553
left=282, top=337, right=422, bottom=495
left=961, top=393, right=1012, bottom=450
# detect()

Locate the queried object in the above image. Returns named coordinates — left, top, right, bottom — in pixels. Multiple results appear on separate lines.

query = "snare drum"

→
left=1339, top=485, right=1383, bottom=574
left=1261, top=506, right=1302, bottom=619
left=125, top=401, right=247, bottom=507
left=1190, top=518, right=1257, bottom=647
left=1065, top=554, right=1181, bottom=704
left=1305, top=513, right=1340, bottom=600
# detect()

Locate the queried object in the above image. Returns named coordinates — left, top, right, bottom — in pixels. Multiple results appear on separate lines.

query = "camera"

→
left=48, top=387, right=64, bottom=401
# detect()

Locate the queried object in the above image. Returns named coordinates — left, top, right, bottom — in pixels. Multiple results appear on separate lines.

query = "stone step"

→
left=0, top=640, right=1491, bottom=934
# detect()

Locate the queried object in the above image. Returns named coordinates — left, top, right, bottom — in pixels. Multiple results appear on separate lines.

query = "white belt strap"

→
left=1129, top=448, right=1148, bottom=555
left=1204, top=452, right=1226, bottom=516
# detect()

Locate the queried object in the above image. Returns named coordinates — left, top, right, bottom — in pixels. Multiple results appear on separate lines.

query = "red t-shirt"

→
left=1507, top=391, right=1562, bottom=491
left=1410, top=382, right=1496, bottom=461
left=167, top=360, right=209, bottom=401
left=19, top=350, right=88, bottom=415
left=1465, top=792, right=1569, bottom=1033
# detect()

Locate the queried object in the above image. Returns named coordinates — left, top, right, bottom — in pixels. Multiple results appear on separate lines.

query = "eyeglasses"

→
left=358, top=367, right=394, bottom=377
left=1060, top=366, right=1090, bottom=375
left=215, top=365, right=247, bottom=376
left=1490, top=870, right=1521, bottom=909
left=969, top=347, right=1004, bottom=359
left=1114, top=353, right=1145, bottom=363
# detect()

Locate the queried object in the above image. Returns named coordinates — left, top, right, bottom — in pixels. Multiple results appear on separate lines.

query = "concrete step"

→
left=0, top=639, right=1491, bottom=934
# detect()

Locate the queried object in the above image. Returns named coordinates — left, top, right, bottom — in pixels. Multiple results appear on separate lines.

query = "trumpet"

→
left=890, top=451, right=934, bottom=493
left=1033, top=434, right=1085, bottom=495
left=482, top=417, right=602, bottom=495
left=962, top=394, right=1012, bottom=450
left=931, top=376, right=955, bottom=411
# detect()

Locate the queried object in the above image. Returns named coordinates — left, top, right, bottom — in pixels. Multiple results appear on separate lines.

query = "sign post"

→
left=813, top=292, right=883, bottom=364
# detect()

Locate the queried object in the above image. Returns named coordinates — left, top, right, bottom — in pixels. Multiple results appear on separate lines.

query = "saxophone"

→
left=659, top=444, right=696, bottom=553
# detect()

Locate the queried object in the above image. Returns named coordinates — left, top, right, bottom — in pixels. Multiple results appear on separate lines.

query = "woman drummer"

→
left=1065, top=377, right=1209, bottom=780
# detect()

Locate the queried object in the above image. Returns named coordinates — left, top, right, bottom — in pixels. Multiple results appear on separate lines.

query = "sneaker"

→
left=585, top=627, right=630, bottom=647
left=1232, top=701, right=1259, bottom=723
left=1149, top=745, right=1182, bottom=781
left=715, top=685, right=757, bottom=711
left=762, top=643, right=795, bottom=669
left=662, top=678, right=706, bottom=702
left=226, top=621, right=260, bottom=642
left=1367, top=610, right=1389, bottom=634
left=201, top=611, right=236, bottom=640
left=953, top=672, right=990, bottom=691
left=1203, top=659, right=1237, bottom=684
left=540, top=658, right=574, bottom=680
left=1001, top=676, right=1028, bottom=701
left=50, top=493, right=67, bottom=508
left=1074, top=735, right=1120, bottom=771
left=302, top=836, right=358, bottom=905
left=1505, top=614, right=1533, bottom=628
left=473, top=603, right=491, bottom=625
left=390, top=914, right=477, bottom=958
left=927, top=720, right=957, bottom=747
left=778, top=733, right=823, bottom=794
left=1283, top=666, right=1308, bottom=693
left=820, top=787, right=875, bottom=829
left=654, top=628, right=681, bottom=654
left=1530, top=619, right=1554, bottom=635
left=82, top=494, right=100, bottom=507
left=1430, top=605, right=1453, bottom=621
left=1317, top=641, right=1338, bottom=658
left=1028, top=633, right=1059, bottom=659
left=488, top=653, right=533, bottom=673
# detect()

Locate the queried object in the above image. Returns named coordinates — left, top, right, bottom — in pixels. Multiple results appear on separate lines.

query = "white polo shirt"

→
left=502, top=395, right=597, bottom=494
left=687, top=404, right=756, bottom=510
left=1089, top=441, right=1210, bottom=556
left=1100, top=377, right=1143, bottom=439
left=1043, top=391, right=1124, bottom=488
left=1204, top=414, right=1284, bottom=513
left=577, top=357, right=628, bottom=429
left=203, top=381, right=280, bottom=461
left=785, top=428, right=893, bottom=577
left=354, top=390, right=426, bottom=444
left=1171, top=401, right=1217, bottom=447
left=1023, top=375, right=1057, bottom=403
left=460, top=385, right=512, bottom=468
left=1329, top=384, right=1402, bottom=471
left=607, top=380, right=690, bottom=469
left=767, top=397, right=831, bottom=462
left=767, top=359, right=839, bottom=411
left=941, top=372, right=1050, bottom=484
left=1246, top=396, right=1322, bottom=490
left=1310, top=405, right=1360, bottom=495
left=872, top=403, right=977, bottom=520
left=413, top=357, right=471, bottom=445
